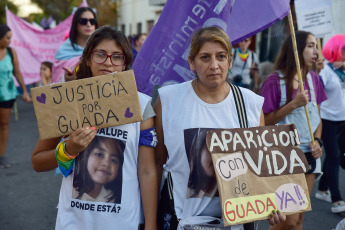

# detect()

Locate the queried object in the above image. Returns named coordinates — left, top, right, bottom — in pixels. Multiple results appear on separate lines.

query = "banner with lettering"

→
left=6, top=9, right=73, bottom=85
left=206, top=124, right=311, bottom=226
left=133, top=0, right=290, bottom=96
left=31, top=70, right=142, bottom=139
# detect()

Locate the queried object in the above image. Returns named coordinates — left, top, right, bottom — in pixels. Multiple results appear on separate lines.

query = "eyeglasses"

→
left=91, top=51, right=125, bottom=66
left=79, top=18, right=96, bottom=26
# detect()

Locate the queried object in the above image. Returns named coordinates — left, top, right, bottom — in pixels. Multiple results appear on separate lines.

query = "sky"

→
left=9, top=0, right=42, bottom=17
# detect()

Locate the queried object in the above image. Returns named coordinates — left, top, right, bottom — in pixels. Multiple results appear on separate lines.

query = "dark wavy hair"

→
left=69, top=7, right=98, bottom=50
left=272, top=30, right=314, bottom=103
left=73, top=136, right=125, bottom=203
left=76, top=26, right=133, bottom=79
left=0, top=24, right=11, bottom=40
left=187, top=128, right=217, bottom=197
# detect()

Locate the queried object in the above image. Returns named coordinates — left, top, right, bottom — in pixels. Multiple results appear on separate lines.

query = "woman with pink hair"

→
left=315, top=35, right=345, bottom=213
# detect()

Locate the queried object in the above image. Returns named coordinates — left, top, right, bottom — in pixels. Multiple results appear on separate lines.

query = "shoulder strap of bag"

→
left=229, top=83, right=258, bottom=230
left=229, top=83, right=248, bottom=128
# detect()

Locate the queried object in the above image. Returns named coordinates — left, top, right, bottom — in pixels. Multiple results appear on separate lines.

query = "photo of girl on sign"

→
left=185, top=128, right=218, bottom=199
left=73, top=136, right=125, bottom=203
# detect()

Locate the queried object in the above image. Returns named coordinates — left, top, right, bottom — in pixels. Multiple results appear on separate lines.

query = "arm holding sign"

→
left=32, top=127, right=97, bottom=172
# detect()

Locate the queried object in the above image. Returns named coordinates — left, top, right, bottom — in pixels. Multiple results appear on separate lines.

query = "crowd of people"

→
left=0, top=5, right=345, bottom=230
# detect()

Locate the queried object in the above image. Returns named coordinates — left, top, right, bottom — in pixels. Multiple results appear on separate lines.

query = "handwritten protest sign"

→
left=206, top=124, right=311, bottom=226
left=31, top=70, right=142, bottom=139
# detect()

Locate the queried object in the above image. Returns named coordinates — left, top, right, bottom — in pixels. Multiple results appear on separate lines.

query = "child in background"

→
left=39, top=61, right=52, bottom=86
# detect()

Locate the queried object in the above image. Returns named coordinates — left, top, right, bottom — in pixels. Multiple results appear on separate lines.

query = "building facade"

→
left=117, top=0, right=164, bottom=36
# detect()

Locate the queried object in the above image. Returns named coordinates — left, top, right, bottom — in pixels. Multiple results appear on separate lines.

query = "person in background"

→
left=131, top=33, right=147, bottom=62
left=258, top=60, right=274, bottom=92
left=315, top=34, right=345, bottom=214
left=38, top=61, right=52, bottom=86
left=32, top=26, right=157, bottom=230
left=261, top=30, right=327, bottom=230
left=229, top=37, right=259, bottom=92
left=53, top=7, right=98, bottom=83
left=0, top=24, right=32, bottom=168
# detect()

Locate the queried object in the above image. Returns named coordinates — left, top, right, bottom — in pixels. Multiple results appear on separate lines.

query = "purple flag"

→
left=133, top=0, right=290, bottom=96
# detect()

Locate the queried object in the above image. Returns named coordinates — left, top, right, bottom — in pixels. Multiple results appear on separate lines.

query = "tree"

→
left=0, top=0, right=18, bottom=24
left=30, top=0, right=78, bottom=23
left=30, top=0, right=119, bottom=26
left=88, top=0, right=119, bottom=26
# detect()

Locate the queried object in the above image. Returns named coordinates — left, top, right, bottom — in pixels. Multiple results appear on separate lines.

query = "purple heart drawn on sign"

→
left=36, top=93, right=46, bottom=104
left=125, top=107, right=133, bottom=118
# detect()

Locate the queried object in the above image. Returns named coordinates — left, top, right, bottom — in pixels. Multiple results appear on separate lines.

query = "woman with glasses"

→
left=53, top=7, right=98, bottom=83
left=315, top=35, right=345, bottom=214
left=32, top=26, right=158, bottom=230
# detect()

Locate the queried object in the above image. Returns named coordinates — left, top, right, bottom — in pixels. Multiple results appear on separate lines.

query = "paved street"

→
left=0, top=99, right=345, bottom=230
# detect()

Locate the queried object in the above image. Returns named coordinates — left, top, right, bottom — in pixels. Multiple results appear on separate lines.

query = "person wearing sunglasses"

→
left=53, top=7, right=98, bottom=83
left=32, top=26, right=158, bottom=230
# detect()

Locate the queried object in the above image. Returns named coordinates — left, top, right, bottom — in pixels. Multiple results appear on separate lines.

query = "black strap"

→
left=229, top=83, right=248, bottom=128
left=230, top=83, right=257, bottom=230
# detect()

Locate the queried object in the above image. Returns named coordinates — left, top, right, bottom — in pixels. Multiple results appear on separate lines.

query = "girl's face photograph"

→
left=40, top=64, right=51, bottom=78
left=88, top=39, right=126, bottom=76
left=303, top=34, right=318, bottom=67
left=189, top=41, right=231, bottom=88
left=200, top=145, right=215, bottom=178
left=87, top=139, right=121, bottom=186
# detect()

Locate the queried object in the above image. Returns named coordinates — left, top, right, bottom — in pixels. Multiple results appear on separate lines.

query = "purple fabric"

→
left=261, top=71, right=328, bottom=114
left=132, top=0, right=290, bottom=96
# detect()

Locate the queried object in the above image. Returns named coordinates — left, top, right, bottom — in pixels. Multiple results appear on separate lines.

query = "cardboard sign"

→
left=31, top=70, right=142, bottom=139
left=206, top=124, right=311, bottom=226
left=295, top=0, right=334, bottom=38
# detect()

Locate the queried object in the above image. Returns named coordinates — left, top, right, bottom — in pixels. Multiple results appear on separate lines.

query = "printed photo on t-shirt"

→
left=72, top=135, right=125, bottom=204
left=184, top=128, right=218, bottom=199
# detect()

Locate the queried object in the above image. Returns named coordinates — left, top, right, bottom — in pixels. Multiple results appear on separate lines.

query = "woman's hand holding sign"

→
left=268, top=210, right=286, bottom=226
left=65, top=127, right=97, bottom=157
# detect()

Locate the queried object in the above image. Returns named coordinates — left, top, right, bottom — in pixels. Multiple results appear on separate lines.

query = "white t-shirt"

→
left=320, top=64, right=345, bottom=121
left=55, top=92, right=151, bottom=230
left=159, top=81, right=263, bottom=226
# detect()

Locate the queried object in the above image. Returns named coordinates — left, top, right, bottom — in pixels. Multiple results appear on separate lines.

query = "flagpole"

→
left=287, top=10, right=315, bottom=146
left=317, top=39, right=323, bottom=60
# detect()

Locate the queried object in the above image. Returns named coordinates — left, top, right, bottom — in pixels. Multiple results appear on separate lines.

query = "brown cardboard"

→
left=31, top=70, right=142, bottom=139
left=206, top=124, right=311, bottom=226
